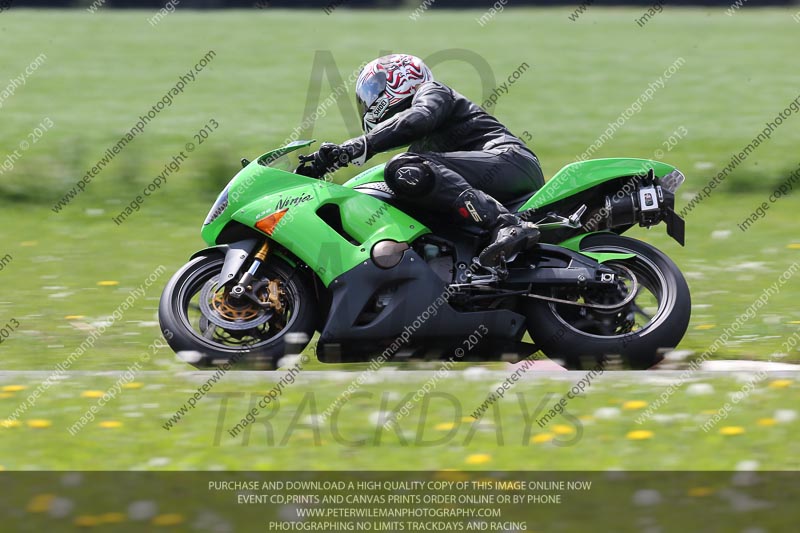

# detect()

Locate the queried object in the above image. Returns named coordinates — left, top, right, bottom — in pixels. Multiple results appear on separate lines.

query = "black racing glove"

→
left=340, top=136, right=369, bottom=166
left=315, top=142, right=345, bottom=172
left=315, top=137, right=370, bottom=173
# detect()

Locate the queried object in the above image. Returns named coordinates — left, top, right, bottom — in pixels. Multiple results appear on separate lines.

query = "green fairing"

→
left=558, top=233, right=636, bottom=262
left=201, top=147, right=428, bottom=287
left=519, top=158, right=677, bottom=211
left=342, top=164, right=387, bottom=188
left=200, top=144, right=675, bottom=288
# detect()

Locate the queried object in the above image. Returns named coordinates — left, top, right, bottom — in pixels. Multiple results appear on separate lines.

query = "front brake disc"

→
left=198, top=276, right=272, bottom=331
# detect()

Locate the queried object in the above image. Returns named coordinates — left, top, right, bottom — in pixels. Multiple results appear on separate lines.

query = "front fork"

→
left=229, top=240, right=270, bottom=300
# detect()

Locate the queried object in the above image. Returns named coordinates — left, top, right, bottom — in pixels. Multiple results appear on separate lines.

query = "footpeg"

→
left=568, top=204, right=588, bottom=226
left=469, top=257, right=508, bottom=281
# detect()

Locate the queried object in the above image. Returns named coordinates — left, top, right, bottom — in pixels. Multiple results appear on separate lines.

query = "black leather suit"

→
left=359, top=81, right=544, bottom=224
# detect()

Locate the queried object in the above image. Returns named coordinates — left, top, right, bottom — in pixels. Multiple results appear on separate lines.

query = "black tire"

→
left=524, top=234, right=691, bottom=369
left=158, top=254, right=316, bottom=369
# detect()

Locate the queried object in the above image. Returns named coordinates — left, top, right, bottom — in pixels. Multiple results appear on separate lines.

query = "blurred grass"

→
left=1, top=8, right=799, bottom=367
left=1, top=190, right=799, bottom=370
left=0, top=8, right=799, bottom=203
left=1, top=8, right=800, bottom=472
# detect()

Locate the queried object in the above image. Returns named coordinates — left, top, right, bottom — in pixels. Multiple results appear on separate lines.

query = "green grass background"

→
left=0, top=7, right=799, bottom=471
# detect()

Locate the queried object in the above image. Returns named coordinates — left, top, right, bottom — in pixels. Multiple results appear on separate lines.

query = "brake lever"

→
left=295, top=162, right=315, bottom=177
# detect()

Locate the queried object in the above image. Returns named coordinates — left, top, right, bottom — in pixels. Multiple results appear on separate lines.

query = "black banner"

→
left=2, top=471, right=797, bottom=530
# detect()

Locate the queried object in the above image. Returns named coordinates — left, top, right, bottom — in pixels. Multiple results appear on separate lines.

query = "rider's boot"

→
left=452, top=189, right=540, bottom=267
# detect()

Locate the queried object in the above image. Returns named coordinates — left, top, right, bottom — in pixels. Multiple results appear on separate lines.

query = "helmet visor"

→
left=356, top=71, right=387, bottom=119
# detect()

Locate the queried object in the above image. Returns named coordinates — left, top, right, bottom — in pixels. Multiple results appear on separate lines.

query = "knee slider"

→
left=385, top=154, right=435, bottom=196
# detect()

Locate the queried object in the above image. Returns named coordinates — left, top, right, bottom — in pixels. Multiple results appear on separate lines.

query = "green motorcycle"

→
left=158, top=140, right=689, bottom=369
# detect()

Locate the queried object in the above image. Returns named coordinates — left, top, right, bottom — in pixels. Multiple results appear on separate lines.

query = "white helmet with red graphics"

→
left=355, top=54, right=434, bottom=133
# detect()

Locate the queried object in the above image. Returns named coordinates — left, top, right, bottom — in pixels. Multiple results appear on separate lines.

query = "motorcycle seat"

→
left=353, top=182, right=535, bottom=237
left=502, top=191, right=535, bottom=212
left=354, top=182, right=535, bottom=212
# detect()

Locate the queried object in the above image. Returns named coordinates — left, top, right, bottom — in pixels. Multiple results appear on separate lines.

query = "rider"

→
left=312, top=54, right=544, bottom=267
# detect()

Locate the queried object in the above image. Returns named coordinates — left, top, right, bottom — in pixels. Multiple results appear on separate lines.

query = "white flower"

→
left=303, top=415, right=324, bottom=428
left=176, top=350, right=204, bottom=364
left=368, top=411, right=393, bottom=426
left=594, top=407, right=621, bottom=419
left=663, top=349, right=693, bottom=361
left=686, top=383, right=714, bottom=396
left=277, top=354, right=303, bottom=368
left=774, top=409, right=797, bottom=423
left=463, top=366, right=489, bottom=381
left=735, top=460, right=759, bottom=471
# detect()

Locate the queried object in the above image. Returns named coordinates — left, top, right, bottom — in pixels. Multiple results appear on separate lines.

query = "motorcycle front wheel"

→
left=158, top=254, right=316, bottom=368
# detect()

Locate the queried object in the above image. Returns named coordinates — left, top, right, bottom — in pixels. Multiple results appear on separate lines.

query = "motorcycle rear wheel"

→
left=524, top=234, right=691, bottom=369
